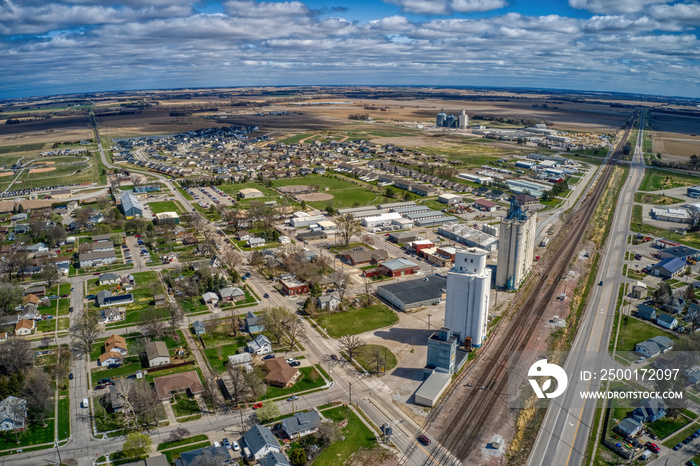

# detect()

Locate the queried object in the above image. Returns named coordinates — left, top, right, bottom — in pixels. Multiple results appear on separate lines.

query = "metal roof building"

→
left=120, top=192, right=143, bottom=219
left=414, top=371, right=452, bottom=407
left=376, top=274, right=447, bottom=311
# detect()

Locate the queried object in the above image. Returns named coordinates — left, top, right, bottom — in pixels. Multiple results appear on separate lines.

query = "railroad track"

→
left=398, top=114, right=636, bottom=466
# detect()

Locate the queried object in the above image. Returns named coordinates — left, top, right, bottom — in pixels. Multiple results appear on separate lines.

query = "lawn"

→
left=57, top=398, right=70, bottom=440
left=316, top=305, right=399, bottom=338
left=352, top=344, right=397, bottom=375
left=157, top=434, right=208, bottom=451
left=639, top=168, right=700, bottom=191
left=91, top=357, right=142, bottom=384
left=312, top=406, right=376, bottom=466
left=172, top=393, right=201, bottom=417
left=309, top=188, right=386, bottom=209
left=272, top=175, right=357, bottom=190
left=0, top=420, right=55, bottom=449
left=613, top=315, right=675, bottom=353
left=265, top=366, right=327, bottom=399
left=148, top=200, right=183, bottom=214
left=218, top=181, right=276, bottom=197
left=659, top=417, right=695, bottom=446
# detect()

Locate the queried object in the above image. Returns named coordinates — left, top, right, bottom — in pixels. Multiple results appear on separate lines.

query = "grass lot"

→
left=218, top=181, right=276, bottom=197
left=148, top=200, right=183, bottom=214
left=312, top=406, right=376, bottom=466
left=58, top=398, right=70, bottom=440
left=278, top=133, right=313, bottom=144
left=353, top=344, right=398, bottom=375
left=265, top=366, right=327, bottom=399
left=417, top=144, right=512, bottom=167
left=639, top=168, right=700, bottom=191
left=613, top=315, right=675, bottom=352
left=316, top=305, right=399, bottom=338
left=172, top=393, right=201, bottom=417
left=0, top=420, right=55, bottom=450
left=203, top=335, right=250, bottom=373
left=660, top=418, right=696, bottom=447
left=633, top=192, right=684, bottom=205
left=272, top=175, right=357, bottom=190
left=0, top=142, right=46, bottom=153
left=157, top=434, right=208, bottom=451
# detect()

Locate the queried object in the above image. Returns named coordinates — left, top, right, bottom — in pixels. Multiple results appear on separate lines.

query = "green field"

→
left=148, top=200, right=183, bottom=214
left=218, top=181, right=276, bottom=197
left=634, top=192, right=684, bottom=205
left=272, top=175, right=358, bottom=190
left=316, top=304, right=399, bottom=338
left=613, top=316, right=675, bottom=352
left=203, top=335, right=250, bottom=373
left=312, top=406, right=377, bottom=466
left=639, top=168, right=700, bottom=191
left=0, top=142, right=47, bottom=153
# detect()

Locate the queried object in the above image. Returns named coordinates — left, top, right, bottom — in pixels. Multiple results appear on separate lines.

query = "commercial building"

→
left=438, top=222, right=498, bottom=251
left=376, top=275, right=447, bottom=311
left=120, top=192, right=143, bottom=219
left=496, top=199, right=537, bottom=290
left=361, top=212, right=402, bottom=228
left=505, top=179, right=550, bottom=198
left=154, top=212, right=180, bottom=225
left=650, top=257, right=686, bottom=278
left=289, top=212, right=325, bottom=227
left=445, top=249, right=491, bottom=347
left=79, top=249, right=117, bottom=268
left=650, top=207, right=691, bottom=223
left=438, top=193, right=462, bottom=205
left=377, top=258, right=420, bottom=277
left=238, top=188, right=264, bottom=199
left=404, top=210, right=457, bottom=227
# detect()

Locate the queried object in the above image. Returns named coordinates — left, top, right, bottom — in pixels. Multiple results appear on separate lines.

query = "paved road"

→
left=528, top=115, right=646, bottom=466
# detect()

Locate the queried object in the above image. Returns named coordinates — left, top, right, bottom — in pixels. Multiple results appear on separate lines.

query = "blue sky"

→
left=2, top=0, right=700, bottom=99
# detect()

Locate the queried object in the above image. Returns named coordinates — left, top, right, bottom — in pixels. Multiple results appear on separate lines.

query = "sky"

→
left=3, top=0, right=700, bottom=99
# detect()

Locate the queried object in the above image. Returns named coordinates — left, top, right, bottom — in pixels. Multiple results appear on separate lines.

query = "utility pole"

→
left=427, top=314, right=432, bottom=331
left=349, top=382, right=352, bottom=405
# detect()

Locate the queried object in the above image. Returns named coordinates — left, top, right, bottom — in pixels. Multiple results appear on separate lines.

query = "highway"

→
left=527, top=114, right=646, bottom=466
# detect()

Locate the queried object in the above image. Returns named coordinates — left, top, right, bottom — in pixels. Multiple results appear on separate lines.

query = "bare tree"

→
left=316, top=420, right=342, bottom=446
left=1, top=249, right=30, bottom=281
left=687, top=205, right=700, bottom=232
left=0, top=337, right=34, bottom=373
left=219, top=245, right=242, bottom=271
left=336, top=214, right=360, bottom=247
left=331, top=271, right=349, bottom=302
left=39, top=256, right=59, bottom=289
left=130, top=379, right=161, bottom=428
left=140, top=308, right=166, bottom=339
left=204, top=318, right=219, bottom=341
left=363, top=276, right=373, bottom=307
left=0, top=282, right=23, bottom=315
left=227, top=308, right=240, bottom=337
left=166, top=300, right=184, bottom=338
left=263, top=306, right=293, bottom=345
left=69, top=313, right=99, bottom=358
left=285, top=317, right=307, bottom=352
left=167, top=426, right=191, bottom=443
left=339, top=335, right=366, bottom=363
left=23, top=369, right=52, bottom=426
left=225, top=366, right=251, bottom=407
left=243, top=370, right=267, bottom=401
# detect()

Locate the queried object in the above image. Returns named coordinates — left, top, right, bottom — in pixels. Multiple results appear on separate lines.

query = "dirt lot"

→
left=0, top=172, right=13, bottom=177
left=95, top=110, right=234, bottom=138
left=297, top=192, right=333, bottom=201
left=28, top=167, right=55, bottom=174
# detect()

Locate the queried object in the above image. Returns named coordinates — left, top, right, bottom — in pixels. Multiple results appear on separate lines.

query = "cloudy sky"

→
left=3, top=0, right=700, bottom=99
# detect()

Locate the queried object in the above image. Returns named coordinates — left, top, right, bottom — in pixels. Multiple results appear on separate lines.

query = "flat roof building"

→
left=377, top=275, right=446, bottom=311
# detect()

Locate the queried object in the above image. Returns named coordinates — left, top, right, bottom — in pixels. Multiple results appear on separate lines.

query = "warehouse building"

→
left=376, top=275, right=447, bottom=311
left=438, top=222, right=498, bottom=251
left=120, top=192, right=143, bottom=219
left=154, top=212, right=180, bottom=225
left=404, top=211, right=457, bottom=227
left=361, top=212, right=402, bottom=228
left=238, top=188, right=264, bottom=199
left=438, top=193, right=463, bottom=205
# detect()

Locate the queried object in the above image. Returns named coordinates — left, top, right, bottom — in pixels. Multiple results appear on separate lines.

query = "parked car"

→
left=417, top=435, right=431, bottom=446
left=263, top=354, right=275, bottom=360
left=287, top=395, right=299, bottom=401
left=330, top=354, right=339, bottom=361
left=674, top=443, right=682, bottom=450
left=95, top=385, right=106, bottom=390
left=222, top=438, right=231, bottom=449
left=232, top=441, right=240, bottom=451
left=68, top=373, right=73, bottom=380
left=69, top=307, right=73, bottom=313
left=646, top=442, right=660, bottom=453
left=288, top=360, right=301, bottom=367
left=264, top=293, right=269, bottom=298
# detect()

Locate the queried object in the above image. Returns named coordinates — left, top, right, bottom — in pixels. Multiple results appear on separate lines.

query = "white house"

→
left=0, top=396, right=27, bottom=432
left=202, top=292, right=219, bottom=305
left=656, top=312, right=678, bottom=330
left=317, top=294, right=341, bottom=312
left=247, top=334, right=272, bottom=355
left=227, top=353, right=254, bottom=372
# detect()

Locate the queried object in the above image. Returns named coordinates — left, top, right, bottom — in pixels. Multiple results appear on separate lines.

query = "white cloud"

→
left=224, top=0, right=309, bottom=17
left=451, top=0, right=508, bottom=13
left=568, top=0, right=671, bottom=15
left=649, top=2, right=700, bottom=25
left=384, top=0, right=507, bottom=15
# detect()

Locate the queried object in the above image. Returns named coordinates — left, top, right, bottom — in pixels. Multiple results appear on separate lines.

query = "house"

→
left=246, top=311, right=264, bottom=333
left=98, top=273, right=120, bottom=285
left=0, top=333, right=7, bottom=342
left=19, top=305, right=38, bottom=321
left=615, top=418, right=643, bottom=438
left=318, top=294, right=341, bottom=312
left=259, top=451, right=291, bottom=466
left=145, top=341, right=170, bottom=367
left=632, top=399, right=667, bottom=423
left=242, top=424, right=281, bottom=461
left=182, top=236, right=199, bottom=246
left=98, top=307, right=125, bottom=324
left=153, top=371, right=204, bottom=401
left=264, top=358, right=300, bottom=388
left=105, top=334, right=128, bottom=355
left=235, top=231, right=251, bottom=241
left=109, top=380, right=135, bottom=414
left=656, top=312, right=678, bottom=330
left=635, top=336, right=674, bottom=358
left=14, top=319, right=34, bottom=335
left=154, top=294, right=166, bottom=306
left=247, top=334, right=272, bottom=355
left=0, top=396, right=27, bottom=432
left=248, top=237, right=266, bottom=248
left=278, top=276, right=308, bottom=296
left=650, top=257, right=686, bottom=279
left=79, top=249, right=117, bottom=268
left=99, top=351, right=123, bottom=367
left=21, top=294, right=39, bottom=307
left=192, top=320, right=205, bottom=336
left=281, top=410, right=322, bottom=439
left=219, top=287, right=245, bottom=302
left=177, top=445, right=231, bottom=466
left=636, top=304, right=657, bottom=321
left=202, top=292, right=219, bottom=305
left=96, top=290, right=134, bottom=307
left=25, top=285, right=45, bottom=297
left=227, top=353, right=254, bottom=372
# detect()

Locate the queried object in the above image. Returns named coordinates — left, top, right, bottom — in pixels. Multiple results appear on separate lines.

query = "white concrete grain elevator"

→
left=496, top=198, right=537, bottom=290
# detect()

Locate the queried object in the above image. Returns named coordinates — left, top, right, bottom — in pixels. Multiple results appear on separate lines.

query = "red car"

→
left=646, top=442, right=660, bottom=453
left=417, top=435, right=431, bottom=446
